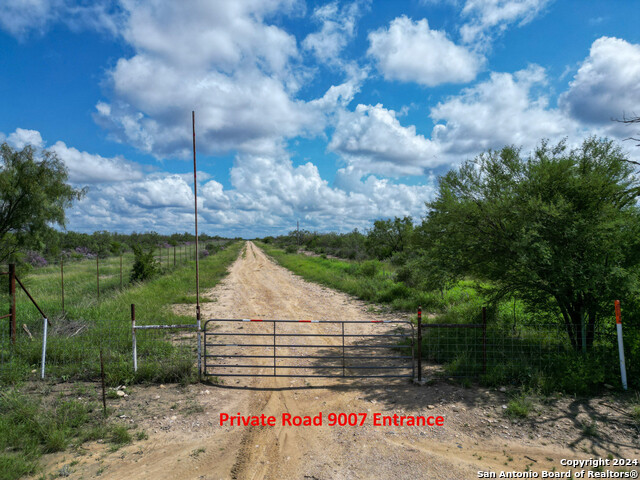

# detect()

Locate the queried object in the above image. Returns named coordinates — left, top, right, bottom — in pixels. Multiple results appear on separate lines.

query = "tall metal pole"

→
left=192, top=111, right=202, bottom=381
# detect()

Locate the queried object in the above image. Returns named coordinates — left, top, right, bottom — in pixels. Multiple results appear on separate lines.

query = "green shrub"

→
left=130, top=245, right=160, bottom=283
left=205, top=243, right=220, bottom=254
left=504, top=394, right=533, bottom=419
left=630, top=405, right=640, bottom=423
left=109, top=425, right=132, bottom=446
left=357, top=260, right=379, bottom=277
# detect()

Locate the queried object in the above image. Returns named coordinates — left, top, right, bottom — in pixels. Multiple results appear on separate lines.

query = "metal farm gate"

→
left=203, top=318, right=415, bottom=379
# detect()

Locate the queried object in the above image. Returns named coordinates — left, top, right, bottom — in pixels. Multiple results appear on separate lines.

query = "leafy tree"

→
left=365, top=216, right=414, bottom=259
left=420, top=138, right=640, bottom=351
left=109, top=241, right=126, bottom=256
left=0, top=143, right=85, bottom=263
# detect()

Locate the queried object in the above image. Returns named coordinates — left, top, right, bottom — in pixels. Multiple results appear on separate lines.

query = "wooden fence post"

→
left=9, top=263, right=16, bottom=344
left=96, top=256, right=100, bottom=301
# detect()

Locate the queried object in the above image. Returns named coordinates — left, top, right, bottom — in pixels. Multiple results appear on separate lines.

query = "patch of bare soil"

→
left=32, top=242, right=640, bottom=479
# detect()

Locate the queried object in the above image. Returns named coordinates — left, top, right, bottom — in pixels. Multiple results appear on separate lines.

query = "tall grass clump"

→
left=0, top=390, right=92, bottom=479
left=0, top=388, right=150, bottom=480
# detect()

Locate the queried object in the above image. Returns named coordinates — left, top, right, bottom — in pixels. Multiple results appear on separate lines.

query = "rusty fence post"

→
left=9, top=263, right=16, bottom=345
left=482, top=306, right=487, bottom=376
left=100, top=349, right=107, bottom=417
left=173, top=246, right=176, bottom=266
left=60, top=258, right=65, bottom=313
left=417, top=305, right=422, bottom=382
left=120, top=255, right=123, bottom=289
left=196, top=305, right=202, bottom=382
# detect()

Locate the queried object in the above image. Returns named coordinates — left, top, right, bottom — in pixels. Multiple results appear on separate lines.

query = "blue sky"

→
left=1, top=0, right=639, bottom=237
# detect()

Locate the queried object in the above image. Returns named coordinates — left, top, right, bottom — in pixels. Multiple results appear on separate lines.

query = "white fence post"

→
left=132, top=304, right=137, bottom=372
left=40, top=317, right=48, bottom=379
left=614, top=300, right=628, bottom=391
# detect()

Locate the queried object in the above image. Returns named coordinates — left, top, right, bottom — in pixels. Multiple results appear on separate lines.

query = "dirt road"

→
left=36, top=242, right=640, bottom=479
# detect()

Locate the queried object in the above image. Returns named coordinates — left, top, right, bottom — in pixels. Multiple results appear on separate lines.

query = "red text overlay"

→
left=219, top=412, right=445, bottom=427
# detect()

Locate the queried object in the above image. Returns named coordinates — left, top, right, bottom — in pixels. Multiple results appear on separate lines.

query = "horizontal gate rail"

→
left=210, top=318, right=404, bottom=324
left=208, top=343, right=411, bottom=348
left=135, top=324, right=197, bottom=330
left=207, top=354, right=413, bottom=359
left=211, top=374, right=410, bottom=378
left=206, top=364, right=407, bottom=369
left=211, top=332, right=409, bottom=337
left=203, top=318, right=414, bottom=379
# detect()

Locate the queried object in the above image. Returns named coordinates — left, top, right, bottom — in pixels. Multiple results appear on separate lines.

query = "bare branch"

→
left=614, top=114, right=640, bottom=146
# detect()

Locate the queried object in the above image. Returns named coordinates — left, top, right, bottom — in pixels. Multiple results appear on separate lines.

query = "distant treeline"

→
left=28, top=229, right=241, bottom=263
left=261, top=216, right=413, bottom=264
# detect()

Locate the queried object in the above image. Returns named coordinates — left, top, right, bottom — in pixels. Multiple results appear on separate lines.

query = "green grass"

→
left=0, top=388, right=147, bottom=480
left=504, top=394, right=534, bottom=418
left=630, top=404, right=640, bottom=423
left=581, top=421, right=599, bottom=437
left=259, top=242, right=442, bottom=312
left=172, top=295, right=214, bottom=304
left=109, top=425, right=132, bottom=449
left=0, top=241, right=243, bottom=386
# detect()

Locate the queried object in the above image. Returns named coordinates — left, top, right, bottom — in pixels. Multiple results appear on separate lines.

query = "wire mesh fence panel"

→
left=417, top=315, right=635, bottom=392
left=422, top=326, right=484, bottom=378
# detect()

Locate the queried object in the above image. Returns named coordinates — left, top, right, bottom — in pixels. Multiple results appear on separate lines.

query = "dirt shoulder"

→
left=32, top=242, right=640, bottom=480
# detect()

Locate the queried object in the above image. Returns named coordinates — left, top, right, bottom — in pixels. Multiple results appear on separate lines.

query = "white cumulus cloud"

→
left=0, top=0, right=119, bottom=39
left=49, top=141, right=144, bottom=184
left=302, top=1, right=364, bottom=66
left=94, top=0, right=356, bottom=160
left=460, top=0, right=552, bottom=45
left=430, top=65, right=578, bottom=156
left=6, top=128, right=44, bottom=149
left=559, top=37, right=640, bottom=126
left=367, top=16, right=482, bottom=87
left=330, top=103, right=443, bottom=176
